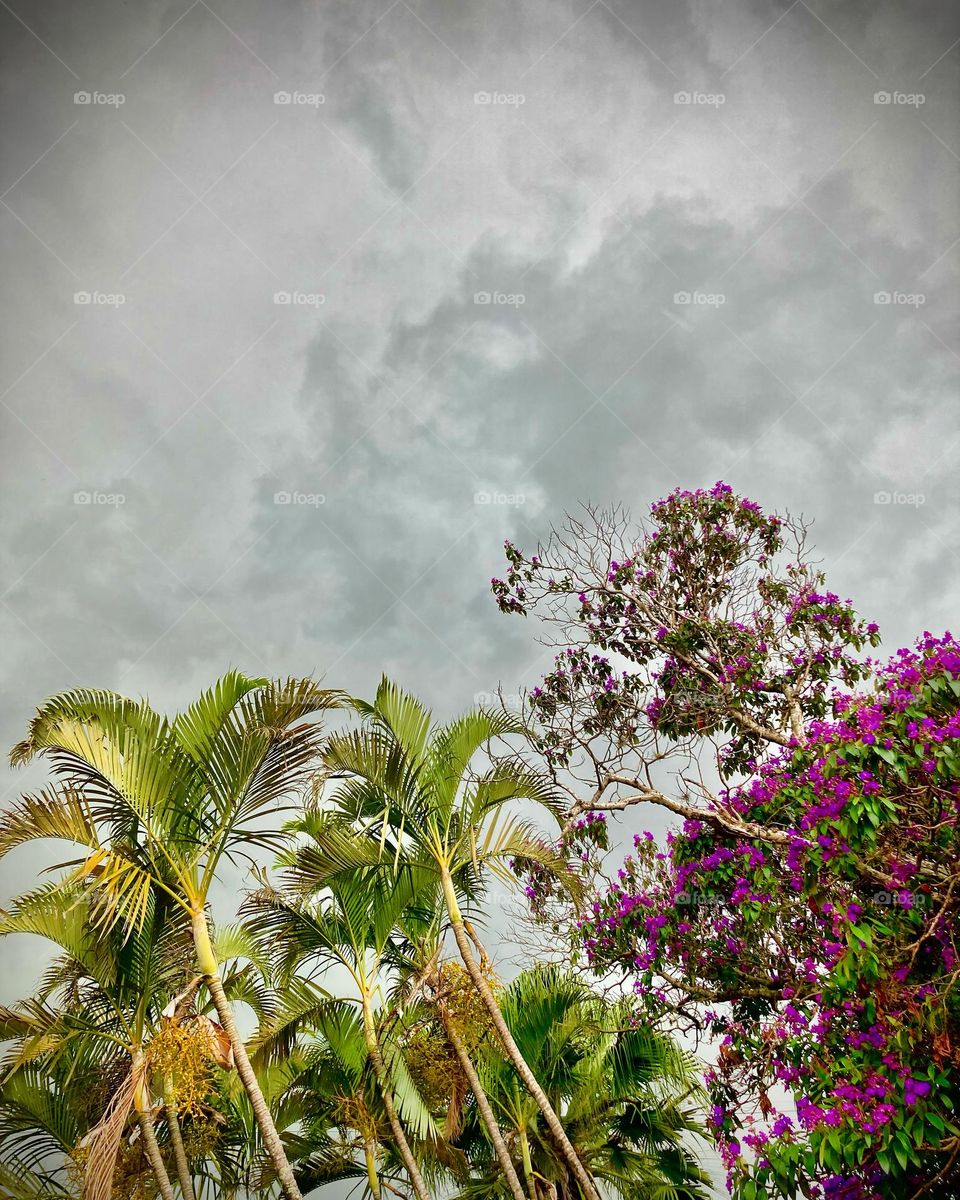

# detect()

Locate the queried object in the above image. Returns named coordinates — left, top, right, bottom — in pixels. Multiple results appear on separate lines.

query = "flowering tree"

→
left=492, top=484, right=960, bottom=1199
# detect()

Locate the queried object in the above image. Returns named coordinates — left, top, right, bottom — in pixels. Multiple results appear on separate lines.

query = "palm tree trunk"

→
left=438, top=1005, right=529, bottom=1200
left=192, top=910, right=304, bottom=1200
left=519, top=1129, right=538, bottom=1199
left=132, top=1062, right=176, bottom=1200
left=439, top=870, right=601, bottom=1200
left=163, top=1085, right=196, bottom=1200
left=363, top=1136, right=383, bottom=1200
left=360, top=992, right=433, bottom=1200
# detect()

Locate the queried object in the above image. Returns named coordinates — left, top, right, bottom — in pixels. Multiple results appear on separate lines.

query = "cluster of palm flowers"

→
left=0, top=672, right=712, bottom=1200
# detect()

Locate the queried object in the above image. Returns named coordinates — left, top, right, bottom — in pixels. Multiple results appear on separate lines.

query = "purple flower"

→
left=904, top=1077, right=931, bottom=1106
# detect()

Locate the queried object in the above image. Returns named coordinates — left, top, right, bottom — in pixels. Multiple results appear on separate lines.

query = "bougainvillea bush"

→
left=493, top=484, right=960, bottom=1199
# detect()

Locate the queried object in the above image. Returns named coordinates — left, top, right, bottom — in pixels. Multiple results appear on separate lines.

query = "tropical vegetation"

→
left=0, top=483, right=956, bottom=1200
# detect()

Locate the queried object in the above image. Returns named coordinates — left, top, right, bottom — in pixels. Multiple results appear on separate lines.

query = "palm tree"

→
left=252, top=989, right=458, bottom=1198
left=267, top=1017, right=386, bottom=1196
left=1, top=673, right=345, bottom=1200
left=374, top=871, right=530, bottom=1200
left=0, top=885, right=298, bottom=1200
left=294, top=861, right=531, bottom=1200
left=245, top=871, right=442, bottom=1200
left=460, top=966, right=712, bottom=1200
left=284, top=679, right=601, bottom=1200
left=0, top=883, right=189, bottom=1198
left=420, top=960, right=529, bottom=1200
left=0, top=945, right=114, bottom=1200
left=0, top=1058, right=95, bottom=1200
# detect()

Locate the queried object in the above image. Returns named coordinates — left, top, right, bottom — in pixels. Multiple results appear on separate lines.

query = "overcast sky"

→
left=1, top=0, right=958, bottom=1192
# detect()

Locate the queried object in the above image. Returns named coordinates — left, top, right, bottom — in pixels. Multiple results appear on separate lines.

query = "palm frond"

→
left=10, top=688, right=164, bottom=768
left=213, top=921, right=272, bottom=978
left=0, top=787, right=99, bottom=861
left=281, top=814, right=391, bottom=895
left=464, top=759, right=569, bottom=828
left=368, top=677, right=434, bottom=767
left=71, top=848, right=158, bottom=938
left=170, top=671, right=268, bottom=765
left=247, top=978, right=342, bottom=1069
left=0, top=883, right=99, bottom=974
left=380, top=1028, right=439, bottom=1143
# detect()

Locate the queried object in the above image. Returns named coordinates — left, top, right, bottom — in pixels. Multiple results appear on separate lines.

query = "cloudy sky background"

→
left=1, top=0, right=958, bottom=1190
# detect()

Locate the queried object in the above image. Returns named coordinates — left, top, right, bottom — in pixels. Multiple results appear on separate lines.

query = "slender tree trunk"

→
left=363, top=1136, right=383, bottom=1200
left=163, top=1083, right=196, bottom=1200
left=438, top=1004, right=529, bottom=1200
left=519, top=1129, right=539, bottom=1200
left=360, top=992, right=433, bottom=1200
left=192, top=910, right=304, bottom=1200
left=131, top=1058, right=176, bottom=1200
left=440, top=870, right=601, bottom=1200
